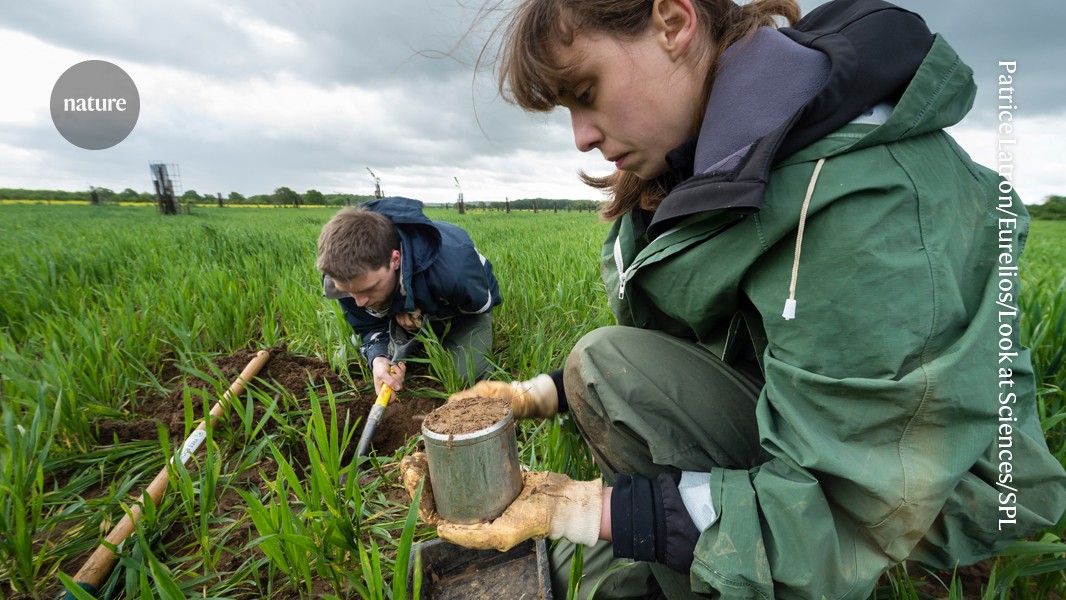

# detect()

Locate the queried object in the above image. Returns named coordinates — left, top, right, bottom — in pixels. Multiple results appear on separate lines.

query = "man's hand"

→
left=394, top=309, right=423, bottom=332
left=399, top=452, right=602, bottom=552
left=449, top=374, right=558, bottom=419
left=372, top=355, right=406, bottom=394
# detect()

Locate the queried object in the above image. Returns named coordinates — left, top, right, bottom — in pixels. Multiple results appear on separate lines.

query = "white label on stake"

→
left=176, top=429, right=207, bottom=465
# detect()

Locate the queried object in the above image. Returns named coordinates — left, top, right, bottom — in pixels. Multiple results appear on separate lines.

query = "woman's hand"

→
left=400, top=452, right=604, bottom=552
left=449, top=375, right=558, bottom=419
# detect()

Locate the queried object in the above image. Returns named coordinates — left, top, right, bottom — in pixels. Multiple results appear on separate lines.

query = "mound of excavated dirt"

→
left=94, top=344, right=442, bottom=457
left=35, top=346, right=443, bottom=600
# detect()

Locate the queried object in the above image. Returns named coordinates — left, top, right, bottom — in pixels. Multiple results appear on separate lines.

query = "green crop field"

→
left=1, top=204, right=1063, bottom=599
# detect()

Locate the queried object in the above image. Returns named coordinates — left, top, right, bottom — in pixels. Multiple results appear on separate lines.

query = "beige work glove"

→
left=448, top=374, right=558, bottom=419
left=399, top=453, right=442, bottom=525
left=400, top=452, right=601, bottom=552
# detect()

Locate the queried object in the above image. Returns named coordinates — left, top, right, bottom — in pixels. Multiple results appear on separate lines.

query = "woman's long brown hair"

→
left=487, top=0, right=800, bottom=220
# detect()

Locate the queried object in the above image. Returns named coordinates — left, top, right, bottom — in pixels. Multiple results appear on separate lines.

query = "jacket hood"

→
left=819, top=34, right=977, bottom=156
left=359, top=197, right=442, bottom=277
left=360, top=197, right=432, bottom=227
left=648, top=0, right=936, bottom=239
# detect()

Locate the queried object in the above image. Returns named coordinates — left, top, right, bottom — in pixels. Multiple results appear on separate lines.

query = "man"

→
left=317, top=197, right=501, bottom=394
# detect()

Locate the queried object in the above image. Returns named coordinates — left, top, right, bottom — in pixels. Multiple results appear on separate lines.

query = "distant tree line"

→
left=439, top=198, right=604, bottom=213
left=0, top=187, right=374, bottom=207
left=11, top=185, right=1061, bottom=218
left=1, top=188, right=108, bottom=202
left=1027, top=196, right=1066, bottom=220
left=0, top=187, right=605, bottom=212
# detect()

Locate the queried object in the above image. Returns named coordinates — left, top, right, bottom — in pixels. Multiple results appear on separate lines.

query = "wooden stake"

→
left=59, top=350, right=270, bottom=598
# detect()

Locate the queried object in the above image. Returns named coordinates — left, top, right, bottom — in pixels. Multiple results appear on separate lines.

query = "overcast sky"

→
left=1, top=0, right=1063, bottom=204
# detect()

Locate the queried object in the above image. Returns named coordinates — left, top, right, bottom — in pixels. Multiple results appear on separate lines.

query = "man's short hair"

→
left=316, top=208, right=400, bottom=282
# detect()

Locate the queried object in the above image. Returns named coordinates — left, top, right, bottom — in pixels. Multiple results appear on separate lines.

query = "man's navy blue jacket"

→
left=326, top=197, right=501, bottom=364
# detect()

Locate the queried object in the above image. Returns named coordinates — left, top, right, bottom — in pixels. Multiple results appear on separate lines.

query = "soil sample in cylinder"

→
left=423, top=395, right=511, bottom=436
left=422, top=396, right=523, bottom=524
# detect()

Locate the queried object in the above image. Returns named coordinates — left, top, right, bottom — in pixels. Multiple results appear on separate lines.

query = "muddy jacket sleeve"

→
left=338, top=296, right=389, bottom=365
left=612, top=472, right=700, bottom=573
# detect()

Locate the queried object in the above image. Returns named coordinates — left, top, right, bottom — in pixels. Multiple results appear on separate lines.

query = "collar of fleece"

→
left=646, top=0, right=933, bottom=240
left=694, top=27, right=830, bottom=176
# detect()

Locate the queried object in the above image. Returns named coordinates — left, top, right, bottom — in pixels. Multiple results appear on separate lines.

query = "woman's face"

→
left=554, top=28, right=706, bottom=180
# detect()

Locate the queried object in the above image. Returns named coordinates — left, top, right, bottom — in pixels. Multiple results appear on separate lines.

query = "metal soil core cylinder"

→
left=422, top=396, right=523, bottom=524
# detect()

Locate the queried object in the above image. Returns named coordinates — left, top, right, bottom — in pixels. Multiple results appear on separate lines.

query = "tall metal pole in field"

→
left=454, top=177, right=465, bottom=215
left=367, top=167, right=384, bottom=199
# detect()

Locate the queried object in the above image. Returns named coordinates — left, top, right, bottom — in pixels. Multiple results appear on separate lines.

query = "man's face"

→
left=334, top=249, right=401, bottom=313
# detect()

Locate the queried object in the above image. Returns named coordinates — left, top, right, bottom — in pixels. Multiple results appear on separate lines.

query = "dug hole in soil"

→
left=97, top=345, right=440, bottom=455
left=36, top=348, right=1005, bottom=600
left=37, top=344, right=442, bottom=600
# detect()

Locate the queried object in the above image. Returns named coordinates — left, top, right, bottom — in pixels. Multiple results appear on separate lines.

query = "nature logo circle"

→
left=50, top=60, right=140, bottom=150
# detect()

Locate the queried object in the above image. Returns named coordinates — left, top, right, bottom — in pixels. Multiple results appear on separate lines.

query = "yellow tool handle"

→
left=374, top=364, right=398, bottom=408
left=354, top=364, right=399, bottom=459
left=376, top=384, right=393, bottom=408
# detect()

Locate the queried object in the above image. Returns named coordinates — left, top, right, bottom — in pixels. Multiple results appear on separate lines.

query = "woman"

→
left=403, top=0, right=1066, bottom=597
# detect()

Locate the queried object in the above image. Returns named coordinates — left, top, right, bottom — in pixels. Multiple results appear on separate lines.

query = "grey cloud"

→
left=2, top=1, right=285, bottom=78
left=3, top=0, right=1061, bottom=202
left=1, top=0, right=491, bottom=85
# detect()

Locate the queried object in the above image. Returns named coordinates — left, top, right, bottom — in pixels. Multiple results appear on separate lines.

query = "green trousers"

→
left=550, top=326, right=768, bottom=600
left=431, top=312, right=494, bottom=382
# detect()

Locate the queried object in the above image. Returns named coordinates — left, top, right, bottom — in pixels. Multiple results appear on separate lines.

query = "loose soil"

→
left=92, top=344, right=441, bottom=459
left=32, top=345, right=443, bottom=600
left=422, top=395, right=510, bottom=435
left=25, top=347, right=1011, bottom=600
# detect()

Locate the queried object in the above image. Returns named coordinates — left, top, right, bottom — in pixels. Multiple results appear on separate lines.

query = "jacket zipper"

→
left=613, top=236, right=634, bottom=300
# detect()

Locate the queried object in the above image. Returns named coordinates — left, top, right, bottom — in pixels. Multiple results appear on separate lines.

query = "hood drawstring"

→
left=783, top=157, right=827, bottom=320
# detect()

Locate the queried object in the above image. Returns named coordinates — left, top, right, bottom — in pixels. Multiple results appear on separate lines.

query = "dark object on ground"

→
left=409, top=538, right=552, bottom=600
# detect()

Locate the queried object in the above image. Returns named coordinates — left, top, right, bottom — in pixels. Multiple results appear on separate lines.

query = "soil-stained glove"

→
left=449, top=374, right=558, bottom=419
left=399, top=452, right=601, bottom=552
left=399, top=453, right=441, bottom=526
